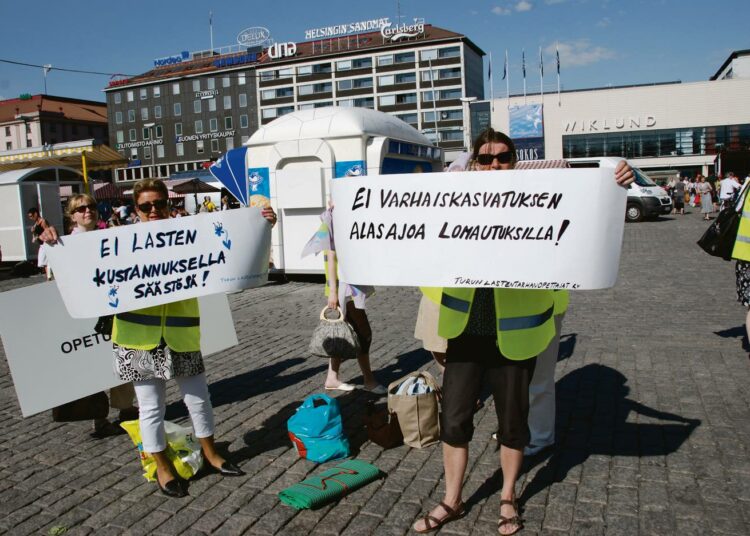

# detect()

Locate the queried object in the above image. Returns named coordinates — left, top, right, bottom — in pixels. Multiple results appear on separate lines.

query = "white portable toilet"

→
left=244, top=107, right=442, bottom=274
left=0, top=166, right=82, bottom=262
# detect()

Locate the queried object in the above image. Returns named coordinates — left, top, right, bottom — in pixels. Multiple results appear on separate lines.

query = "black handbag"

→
left=52, top=391, right=109, bottom=422
left=363, top=403, right=403, bottom=449
left=697, top=188, right=748, bottom=261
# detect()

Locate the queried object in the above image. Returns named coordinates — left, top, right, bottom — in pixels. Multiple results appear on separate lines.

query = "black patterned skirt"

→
left=113, top=340, right=205, bottom=382
left=736, top=260, right=750, bottom=307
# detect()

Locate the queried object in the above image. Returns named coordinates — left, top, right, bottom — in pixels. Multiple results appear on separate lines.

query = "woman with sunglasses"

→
left=413, top=129, right=634, bottom=535
left=65, top=194, right=139, bottom=437
left=111, top=179, right=278, bottom=498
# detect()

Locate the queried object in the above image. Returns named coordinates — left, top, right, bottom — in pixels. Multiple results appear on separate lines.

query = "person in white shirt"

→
left=720, top=172, right=741, bottom=209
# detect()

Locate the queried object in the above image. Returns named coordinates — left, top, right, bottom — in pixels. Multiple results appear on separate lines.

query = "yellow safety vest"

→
left=112, top=298, right=200, bottom=352
left=420, top=287, right=442, bottom=303
left=553, top=289, right=570, bottom=316
left=437, top=288, right=555, bottom=360
left=733, top=192, right=750, bottom=261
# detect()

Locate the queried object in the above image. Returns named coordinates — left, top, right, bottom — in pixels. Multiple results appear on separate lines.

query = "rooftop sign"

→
left=153, top=51, right=191, bottom=68
left=381, top=20, right=425, bottom=42
left=304, top=17, right=390, bottom=40
left=237, top=27, right=271, bottom=47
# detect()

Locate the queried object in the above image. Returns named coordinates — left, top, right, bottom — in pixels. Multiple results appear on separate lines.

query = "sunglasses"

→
left=73, top=203, right=97, bottom=214
left=137, top=199, right=169, bottom=213
left=476, top=151, right=514, bottom=165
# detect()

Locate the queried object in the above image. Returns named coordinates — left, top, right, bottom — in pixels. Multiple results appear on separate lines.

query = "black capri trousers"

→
left=440, top=333, right=536, bottom=450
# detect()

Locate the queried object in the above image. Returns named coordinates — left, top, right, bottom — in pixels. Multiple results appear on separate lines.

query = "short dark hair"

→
left=471, top=128, right=517, bottom=167
left=26, top=207, right=39, bottom=216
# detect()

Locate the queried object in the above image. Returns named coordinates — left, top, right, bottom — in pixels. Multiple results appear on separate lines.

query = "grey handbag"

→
left=308, top=306, right=361, bottom=360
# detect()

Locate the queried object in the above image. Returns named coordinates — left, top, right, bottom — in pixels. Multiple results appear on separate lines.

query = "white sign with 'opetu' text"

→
left=331, top=169, right=627, bottom=289
left=46, top=208, right=271, bottom=318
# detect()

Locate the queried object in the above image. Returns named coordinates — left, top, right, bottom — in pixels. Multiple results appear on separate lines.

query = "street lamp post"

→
left=143, top=122, right=155, bottom=178
left=460, top=97, right=478, bottom=153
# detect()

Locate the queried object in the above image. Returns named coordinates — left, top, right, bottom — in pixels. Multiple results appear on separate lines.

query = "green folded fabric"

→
left=278, top=459, right=382, bottom=510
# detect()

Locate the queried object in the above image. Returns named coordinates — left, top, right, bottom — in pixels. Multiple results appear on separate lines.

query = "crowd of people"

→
left=26, top=127, right=641, bottom=534
left=666, top=172, right=746, bottom=220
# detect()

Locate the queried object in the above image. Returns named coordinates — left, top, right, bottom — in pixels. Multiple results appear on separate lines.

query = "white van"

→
left=566, top=157, right=672, bottom=222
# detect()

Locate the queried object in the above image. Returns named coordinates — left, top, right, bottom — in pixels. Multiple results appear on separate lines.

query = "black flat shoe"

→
left=211, top=461, right=245, bottom=476
left=157, top=477, right=187, bottom=498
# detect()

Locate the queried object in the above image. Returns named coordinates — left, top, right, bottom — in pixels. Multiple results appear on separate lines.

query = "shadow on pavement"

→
left=714, top=325, right=750, bottom=351
left=558, top=333, right=577, bottom=362
left=465, top=364, right=700, bottom=509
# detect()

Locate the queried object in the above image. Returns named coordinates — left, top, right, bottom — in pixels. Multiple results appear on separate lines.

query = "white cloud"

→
left=491, top=5, right=512, bottom=15
left=596, top=17, right=611, bottom=27
left=544, top=39, right=616, bottom=67
left=545, top=0, right=567, bottom=3
left=516, top=0, right=533, bottom=11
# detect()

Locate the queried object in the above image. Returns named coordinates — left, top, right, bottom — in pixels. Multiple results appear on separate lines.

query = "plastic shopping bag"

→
left=121, top=420, right=204, bottom=482
left=287, top=394, right=350, bottom=463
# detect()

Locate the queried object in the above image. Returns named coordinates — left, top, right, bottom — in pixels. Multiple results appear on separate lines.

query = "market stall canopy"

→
left=0, top=139, right=127, bottom=173
left=93, top=181, right=124, bottom=199
left=171, top=178, right=222, bottom=194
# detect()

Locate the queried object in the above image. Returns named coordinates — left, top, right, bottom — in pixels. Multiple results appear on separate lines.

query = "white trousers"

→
left=528, top=313, right=565, bottom=449
left=133, top=373, right=214, bottom=453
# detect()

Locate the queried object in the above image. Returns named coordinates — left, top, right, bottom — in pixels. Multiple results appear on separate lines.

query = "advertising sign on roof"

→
left=153, top=51, right=191, bottom=68
left=237, top=27, right=271, bottom=47
left=381, top=20, right=426, bottom=42
left=304, top=17, right=390, bottom=40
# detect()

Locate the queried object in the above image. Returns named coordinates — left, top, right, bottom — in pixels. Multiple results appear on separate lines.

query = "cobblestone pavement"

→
left=0, top=208, right=749, bottom=535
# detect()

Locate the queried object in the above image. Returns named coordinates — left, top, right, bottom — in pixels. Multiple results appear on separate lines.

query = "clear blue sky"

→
left=0, top=0, right=747, bottom=103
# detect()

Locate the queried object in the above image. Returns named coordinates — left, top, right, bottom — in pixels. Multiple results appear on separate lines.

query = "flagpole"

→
left=489, top=52, right=494, bottom=112
left=522, top=49, right=527, bottom=105
left=505, top=49, right=510, bottom=110
left=539, top=46, right=544, bottom=102
left=556, top=42, right=561, bottom=107
left=209, top=11, right=214, bottom=54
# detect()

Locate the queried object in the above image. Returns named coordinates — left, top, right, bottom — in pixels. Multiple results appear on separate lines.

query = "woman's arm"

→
left=326, top=249, right=338, bottom=310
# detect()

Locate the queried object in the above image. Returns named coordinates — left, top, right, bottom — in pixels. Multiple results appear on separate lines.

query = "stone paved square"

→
left=0, top=209, right=749, bottom=535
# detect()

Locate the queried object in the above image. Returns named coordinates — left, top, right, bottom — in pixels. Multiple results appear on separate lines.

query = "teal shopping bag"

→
left=287, top=394, right=350, bottom=463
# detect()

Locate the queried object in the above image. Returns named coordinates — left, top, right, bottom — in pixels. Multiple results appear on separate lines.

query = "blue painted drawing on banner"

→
left=334, top=160, right=366, bottom=179
left=210, top=147, right=248, bottom=205
left=509, top=104, right=544, bottom=139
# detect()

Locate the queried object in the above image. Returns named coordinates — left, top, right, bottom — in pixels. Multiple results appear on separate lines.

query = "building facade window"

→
left=174, top=102, right=181, bottom=116
left=210, top=118, right=218, bottom=132
left=223, top=76, right=231, bottom=88
left=155, top=125, right=163, bottom=138
left=223, top=96, right=232, bottom=110
left=154, top=105, right=162, bottom=119
left=225, top=116, right=233, bottom=129
left=240, top=114, right=249, bottom=128
left=156, top=145, right=165, bottom=158
left=141, top=108, right=149, bottom=120
left=239, top=93, right=247, bottom=108
left=211, top=139, right=220, bottom=152
left=153, top=86, right=161, bottom=98
left=226, top=137, right=235, bottom=150
left=127, top=90, right=134, bottom=102
left=207, top=78, right=215, bottom=90
left=175, top=123, right=182, bottom=136
left=130, top=148, right=138, bottom=159
left=115, top=111, right=123, bottom=124
left=129, top=129, right=136, bottom=141
left=192, top=80, right=200, bottom=91
left=238, top=73, right=246, bottom=85
left=172, top=82, right=180, bottom=95
left=196, top=140, right=204, bottom=154
left=176, top=142, right=184, bottom=156
left=193, top=100, right=201, bottom=113
left=195, top=120, right=203, bottom=134
left=116, top=131, right=124, bottom=143
left=140, top=88, right=147, bottom=100
left=208, top=98, right=216, bottom=112
left=142, top=127, right=150, bottom=140
left=114, top=93, right=122, bottom=104
left=128, top=110, right=136, bottom=122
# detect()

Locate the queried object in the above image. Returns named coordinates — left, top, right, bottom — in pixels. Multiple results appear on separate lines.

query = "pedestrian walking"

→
left=672, top=177, right=686, bottom=215
left=698, top=176, right=714, bottom=220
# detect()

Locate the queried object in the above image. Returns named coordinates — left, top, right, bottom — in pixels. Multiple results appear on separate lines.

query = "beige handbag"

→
left=387, top=371, right=441, bottom=448
left=308, top=306, right=361, bottom=360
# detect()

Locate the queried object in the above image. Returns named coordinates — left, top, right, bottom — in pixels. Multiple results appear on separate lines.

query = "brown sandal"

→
left=498, top=499, right=523, bottom=535
left=414, top=501, right=466, bottom=533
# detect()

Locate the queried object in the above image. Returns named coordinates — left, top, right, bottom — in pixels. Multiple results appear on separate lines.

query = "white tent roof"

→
left=245, top=107, right=433, bottom=147
left=0, top=166, right=82, bottom=186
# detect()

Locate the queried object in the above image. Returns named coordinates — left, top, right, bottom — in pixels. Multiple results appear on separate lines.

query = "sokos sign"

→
left=268, top=42, right=297, bottom=60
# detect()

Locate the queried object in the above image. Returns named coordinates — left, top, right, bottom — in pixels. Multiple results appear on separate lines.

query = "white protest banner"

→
left=46, top=208, right=270, bottom=318
left=0, top=282, right=239, bottom=417
left=331, top=169, right=626, bottom=289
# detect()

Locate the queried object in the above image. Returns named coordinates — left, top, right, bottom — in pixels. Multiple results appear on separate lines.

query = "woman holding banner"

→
left=110, top=179, right=277, bottom=498
left=64, top=194, right=139, bottom=438
left=413, top=129, right=633, bottom=535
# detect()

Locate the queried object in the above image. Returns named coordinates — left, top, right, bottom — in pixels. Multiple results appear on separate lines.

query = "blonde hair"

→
left=66, top=193, right=97, bottom=218
left=132, top=178, right=169, bottom=204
